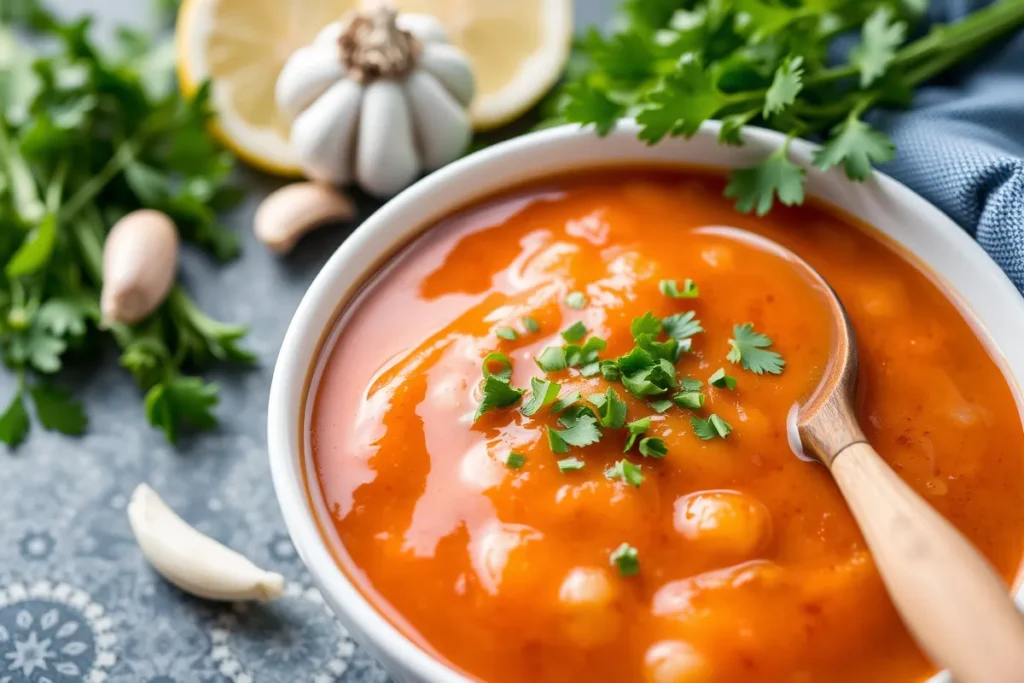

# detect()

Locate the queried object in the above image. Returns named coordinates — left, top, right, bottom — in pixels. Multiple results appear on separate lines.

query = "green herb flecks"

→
left=691, top=414, right=733, bottom=440
left=728, top=323, right=785, bottom=375
left=610, top=542, right=640, bottom=576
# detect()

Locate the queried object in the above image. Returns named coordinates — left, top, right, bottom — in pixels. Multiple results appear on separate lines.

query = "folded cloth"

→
left=872, top=0, right=1024, bottom=292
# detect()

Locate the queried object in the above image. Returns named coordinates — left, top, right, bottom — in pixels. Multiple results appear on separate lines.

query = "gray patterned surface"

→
left=0, top=1, right=613, bottom=681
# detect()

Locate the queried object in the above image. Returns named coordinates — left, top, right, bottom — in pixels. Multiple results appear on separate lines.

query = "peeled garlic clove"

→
left=397, top=12, right=449, bottom=43
left=254, top=182, right=356, bottom=254
left=290, top=78, right=362, bottom=185
left=101, top=209, right=178, bottom=324
left=406, top=71, right=471, bottom=171
left=275, top=44, right=347, bottom=120
left=357, top=81, right=421, bottom=198
left=419, top=43, right=476, bottom=107
left=127, top=484, right=284, bottom=602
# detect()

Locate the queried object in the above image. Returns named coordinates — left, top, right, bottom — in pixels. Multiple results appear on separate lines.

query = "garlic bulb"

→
left=275, top=6, right=475, bottom=198
left=127, top=484, right=284, bottom=602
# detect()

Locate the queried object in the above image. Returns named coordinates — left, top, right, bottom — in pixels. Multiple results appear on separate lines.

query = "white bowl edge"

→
left=268, top=120, right=1024, bottom=683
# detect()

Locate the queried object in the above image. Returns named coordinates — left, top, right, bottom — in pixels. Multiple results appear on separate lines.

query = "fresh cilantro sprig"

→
left=547, top=0, right=1024, bottom=215
left=0, top=3, right=252, bottom=446
left=728, top=323, right=785, bottom=375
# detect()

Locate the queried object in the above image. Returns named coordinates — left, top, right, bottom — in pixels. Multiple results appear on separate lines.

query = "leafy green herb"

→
left=600, top=360, right=621, bottom=381
left=0, top=3, right=252, bottom=445
left=662, top=311, right=703, bottom=343
left=551, top=391, right=581, bottom=413
left=588, top=387, right=627, bottom=429
left=566, top=291, right=587, bottom=309
left=561, top=321, right=588, bottom=343
left=475, top=375, right=524, bottom=421
left=639, top=437, right=668, bottom=459
left=523, top=316, right=541, bottom=333
left=727, top=323, right=785, bottom=375
left=648, top=398, right=672, bottom=413
left=623, top=417, right=650, bottom=452
left=557, top=404, right=597, bottom=429
left=482, top=352, right=514, bottom=380
left=547, top=414, right=602, bottom=452
left=679, top=378, right=703, bottom=392
left=636, top=333, right=681, bottom=364
left=630, top=311, right=661, bottom=340
left=535, top=346, right=568, bottom=373
left=566, top=336, right=606, bottom=376
left=546, top=0, right=1024, bottom=214
left=506, top=452, right=526, bottom=470
left=496, top=326, right=518, bottom=341
left=557, top=456, right=585, bottom=472
left=691, top=413, right=733, bottom=440
left=659, top=279, right=698, bottom=299
left=709, top=367, right=737, bottom=390
left=610, top=542, right=640, bottom=576
left=521, top=377, right=560, bottom=416
left=606, top=459, right=643, bottom=488
left=672, top=391, right=705, bottom=411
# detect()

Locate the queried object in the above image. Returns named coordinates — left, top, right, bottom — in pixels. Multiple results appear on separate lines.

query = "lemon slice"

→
left=382, top=0, right=573, bottom=130
left=176, top=0, right=357, bottom=175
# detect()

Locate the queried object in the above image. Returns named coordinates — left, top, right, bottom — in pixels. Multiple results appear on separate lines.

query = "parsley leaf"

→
left=763, top=56, right=803, bottom=119
left=547, top=414, right=602, bottom=452
left=535, top=346, right=568, bottom=373
left=523, top=316, right=541, bottom=333
left=637, top=56, right=727, bottom=143
left=606, top=459, right=644, bottom=488
left=852, top=8, right=906, bottom=88
left=659, top=279, right=698, bottom=299
left=562, top=81, right=625, bottom=135
left=0, top=391, right=30, bottom=446
left=557, top=456, right=585, bottom=472
left=521, top=377, right=560, bottom=416
left=482, top=352, right=513, bottom=380
left=691, top=413, right=732, bottom=440
left=496, top=326, right=517, bottom=341
left=144, top=376, right=219, bottom=444
left=474, top=375, right=524, bottom=421
left=630, top=312, right=661, bottom=340
left=679, top=378, right=703, bottom=392
left=561, top=321, right=588, bottom=343
left=29, top=384, right=86, bottom=435
left=566, top=291, right=587, bottom=309
left=506, top=452, right=526, bottom=470
left=610, top=542, right=640, bottom=576
left=551, top=391, right=581, bottom=413
left=709, top=367, right=737, bottom=390
left=624, top=417, right=650, bottom=452
left=673, top=390, right=705, bottom=410
left=588, top=387, right=627, bottom=429
left=727, top=323, right=785, bottom=374
left=662, top=311, right=703, bottom=342
left=600, top=360, right=621, bottom=381
left=649, top=398, right=673, bottom=413
left=724, top=142, right=806, bottom=216
left=812, top=116, right=895, bottom=181
left=639, top=437, right=668, bottom=458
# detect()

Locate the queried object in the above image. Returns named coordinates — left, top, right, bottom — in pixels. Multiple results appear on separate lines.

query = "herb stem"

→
left=59, top=142, right=136, bottom=221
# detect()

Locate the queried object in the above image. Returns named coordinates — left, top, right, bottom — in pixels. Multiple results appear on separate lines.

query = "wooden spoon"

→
left=707, top=226, right=1024, bottom=683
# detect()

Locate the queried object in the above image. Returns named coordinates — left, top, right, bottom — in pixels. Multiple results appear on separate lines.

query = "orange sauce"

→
left=308, top=170, right=1024, bottom=683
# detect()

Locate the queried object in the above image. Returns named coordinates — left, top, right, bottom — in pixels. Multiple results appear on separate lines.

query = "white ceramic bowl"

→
left=267, top=121, right=1024, bottom=683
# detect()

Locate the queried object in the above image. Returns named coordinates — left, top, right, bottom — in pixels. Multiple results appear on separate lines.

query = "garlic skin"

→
left=275, top=7, right=475, bottom=198
left=127, top=484, right=284, bottom=602
left=101, top=209, right=179, bottom=324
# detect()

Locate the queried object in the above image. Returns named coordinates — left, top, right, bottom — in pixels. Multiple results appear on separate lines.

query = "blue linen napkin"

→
left=871, top=0, right=1024, bottom=292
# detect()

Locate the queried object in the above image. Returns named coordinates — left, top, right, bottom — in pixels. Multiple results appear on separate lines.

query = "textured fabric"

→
left=872, top=0, right=1024, bottom=291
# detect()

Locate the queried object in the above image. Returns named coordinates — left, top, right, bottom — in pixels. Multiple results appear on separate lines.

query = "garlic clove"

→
left=419, top=43, right=476, bottom=107
left=313, top=20, right=345, bottom=45
left=275, top=43, right=347, bottom=121
left=406, top=71, right=472, bottom=171
left=127, top=484, right=285, bottom=602
left=396, top=12, right=450, bottom=44
left=101, top=209, right=178, bottom=324
left=357, top=81, right=421, bottom=198
left=290, top=78, right=362, bottom=185
left=254, top=182, right=356, bottom=254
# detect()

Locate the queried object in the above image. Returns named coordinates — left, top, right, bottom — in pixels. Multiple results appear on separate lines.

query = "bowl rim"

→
left=268, top=120, right=1024, bottom=683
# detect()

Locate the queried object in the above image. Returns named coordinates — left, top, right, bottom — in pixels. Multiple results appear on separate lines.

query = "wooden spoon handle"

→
left=830, top=442, right=1024, bottom=683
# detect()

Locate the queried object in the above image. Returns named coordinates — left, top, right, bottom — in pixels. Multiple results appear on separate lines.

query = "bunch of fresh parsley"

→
left=546, top=0, right=1024, bottom=215
left=0, top=1, right=253, bottom=446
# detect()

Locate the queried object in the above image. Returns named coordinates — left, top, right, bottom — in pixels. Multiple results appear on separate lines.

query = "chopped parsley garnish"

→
left=547, top=415, right=602, bottom=452
left=610, top=543, right=640, bottom=577
left=709, top=367, right=737, bottom=390
left=523, top=316, right=541, bottom=333
left=550, top=392, right=581, bottom=413
left=630, top=311, right=662, bottom=340
left=606, top=459, right=644, bottom=488
left=691, top=414, right=733, bottom=440
left=561, top=321, right=588, bottom=343
left=600, top=360, right=621, bottom=381
left=558, top=404, right=597, bottom=428
left=535, top=346, right=568, bottom=372
left=624, top=417, right=650, bottom=452
left=636, top=334, right=682, bottom=363
left=727, top=323, right=785, bottom=375
left=672, top=391, right=705, bottom=410
left=649, top=398, right=673, bottom=413
left=621, top=358, right=677, bottom=398
left=521, top=377, right=560, bottom=416
left=588, top=388, right=627, bottom=429
left=566, top=336, right=606, bottom=376
left=557, top=457, right=585, bottom=472
left=566, top=291, right=587, bottom=309
left=680, top=378, right=703, bottom=392
left=639, top=437, right=668, bottom=458
left=496, top=326, right=517, bottom=341
left=482, top=352, right=513, bottom=380
left=662, top=311, right=703, bottom=342
left=659, top=279, right=699, bottom=299
left=506, top=452, right=526, bottom=469
left=474, top=375, right=524, bottom=421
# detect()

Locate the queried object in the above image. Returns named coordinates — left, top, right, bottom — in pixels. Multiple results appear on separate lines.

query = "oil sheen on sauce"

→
left=308, top=170, right=1024, bottom=683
